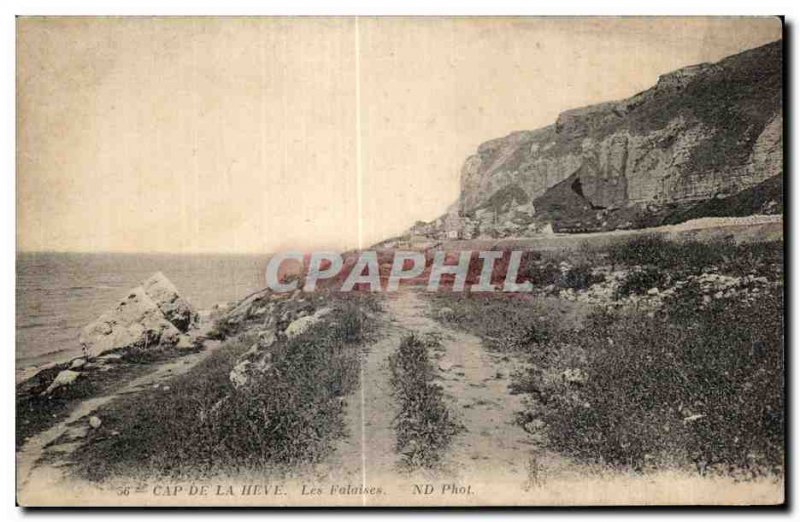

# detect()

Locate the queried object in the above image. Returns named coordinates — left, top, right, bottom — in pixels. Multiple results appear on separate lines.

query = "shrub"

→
left=389, top=334, right=461, bottom=468
left=607, top=235, right=783, bottom=281
left=206, top=317, right=239, bottom=341
left=68, top=335, right=252, bottom=481
left=521, top=256, right=563, bottom=288
left=428, top=294, right=563, bottom=354
left=534, top=285, right=784, bottom=477
left=722, top=240, right=784, bottom=279
left=561, top=264, right=605, bottom=291
left=615, top=266, right=669, bottom=297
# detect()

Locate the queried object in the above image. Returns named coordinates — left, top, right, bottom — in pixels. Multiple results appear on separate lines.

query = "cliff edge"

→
left=407, top=40, right=782, bottom=240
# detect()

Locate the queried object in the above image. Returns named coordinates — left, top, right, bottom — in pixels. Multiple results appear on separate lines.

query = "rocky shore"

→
left=16, top=272, right=214, bottom=449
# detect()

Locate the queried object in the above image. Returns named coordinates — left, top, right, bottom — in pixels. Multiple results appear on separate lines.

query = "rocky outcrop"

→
left=221, top=291, right=338, bottom=390
left=411, top=40, right=782, bottom=239
left=142, top=272, right=197, bottom=332
left=285, top=307, right=332, bottom=339
left=41, top=369, right=81, bottom=396
left=79, top=273, right=196, bottom=358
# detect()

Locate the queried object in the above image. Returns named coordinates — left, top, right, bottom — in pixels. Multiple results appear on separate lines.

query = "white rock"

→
left=683, top=414, right=705, bottom=424
left=259, top=328, right=277, bottom=348
left=229, top=361, right=251, bottom=389
left=243, top=343, right=260, bottom=358
left=285, top=315, right=320, bottom=339
left=79, top=286, right=181, bottom=358
left=70, top=358, right=86, bottom=369
left=88, top=416, right=102, bottom=429
left=175, top=334, right=195, bottom=350
left=142, top=272, right=197, bottom=332
left=42, top=370, right=82, bottom=395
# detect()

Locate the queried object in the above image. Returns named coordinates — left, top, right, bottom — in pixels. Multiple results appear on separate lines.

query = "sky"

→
left=17, top=17, right=782, bottom=253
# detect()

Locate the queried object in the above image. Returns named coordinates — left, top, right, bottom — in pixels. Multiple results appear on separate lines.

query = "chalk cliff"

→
left=412, top=40, right=782, bottom=239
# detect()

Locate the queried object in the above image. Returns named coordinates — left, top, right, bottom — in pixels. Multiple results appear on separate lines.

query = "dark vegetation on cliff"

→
left=661, top=175, right=784, bottom=224
left=66, top=295, right=378, bottom=481
left=427, top=236, right=784, bottom=477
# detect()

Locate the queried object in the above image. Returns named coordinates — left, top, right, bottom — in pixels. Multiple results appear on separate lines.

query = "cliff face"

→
left=437, top=40, right=783, bottom=238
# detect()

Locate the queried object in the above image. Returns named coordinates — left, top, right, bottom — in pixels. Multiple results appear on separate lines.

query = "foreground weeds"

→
left=426, top=237, right=784, bottom=479
left=389, top=334, right=461, bottom=469
left=528, top=285, right=784, bottom=478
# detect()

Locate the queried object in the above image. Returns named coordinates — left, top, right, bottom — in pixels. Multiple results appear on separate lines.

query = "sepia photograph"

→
left=14, top=14, right=785, bottom=507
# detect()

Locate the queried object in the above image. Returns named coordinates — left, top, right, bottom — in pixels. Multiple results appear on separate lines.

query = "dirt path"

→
left=317, top=289, right=535, bottom=504
left=16, top=339, right=222, bottom=496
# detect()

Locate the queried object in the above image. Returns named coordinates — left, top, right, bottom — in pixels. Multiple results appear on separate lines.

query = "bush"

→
left=520, top=252, right=604, bottom=292
left=607, top=235, right=783, bottom=281
left=521, top=255, right=562, bottom=288
left=609, top=235, right=718, bottom=272
left=428, top=294, right=563, bottom=354
left=69, top=335, right=252, bottom=481
left=206, top=317, right=239, bottom=341
left=389, top=334, right=461, bottom=468
left=615, top=267, right=669, bottom=297
left=532, top=286, right=784, bottom=477
left=561, top=264, right=605, bottom=291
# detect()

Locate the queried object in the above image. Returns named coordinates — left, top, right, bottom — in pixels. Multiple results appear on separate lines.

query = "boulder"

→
left=176, top=335, right=194, bottom=350
left=229, top=360, right=251, bottom=389
left=88, top=416, right=102, bottom=429
left=285, top=315, right=320, bottom=339
left=42, top=370, right=82, bottom=395
left=142, top=272, right=197, bottom=332
left=225, top=290, right=270, bottom=324
left=79, top=286, right=181, bottom=358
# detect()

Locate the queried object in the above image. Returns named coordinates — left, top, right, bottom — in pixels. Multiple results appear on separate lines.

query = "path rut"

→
left=319, top=289, right=535, bottom=503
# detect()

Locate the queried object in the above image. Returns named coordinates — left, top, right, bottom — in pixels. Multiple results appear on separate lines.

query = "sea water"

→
left=16, top=252, right=270, bottom=370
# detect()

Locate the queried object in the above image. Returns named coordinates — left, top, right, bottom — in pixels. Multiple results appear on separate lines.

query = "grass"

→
left=615, top=266, right=669, bottom=297
left=67, top=296, right=376, bottom=481
left=425, top=236, right=784, bottom=478
left=606, top=235, right=783, bottom=279
left=389, top=334, right=462, bottom=468
left=529, top=286, right=784, bottom=478
left=518, top=249, right=605, bottom=292
left=16, top=347, right=191, bottom=451
left=429, top=291, right=578, bottom=354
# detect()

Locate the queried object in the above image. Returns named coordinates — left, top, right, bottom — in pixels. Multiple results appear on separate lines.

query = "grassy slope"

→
left=67, top=296, right=376, bottom=481
left=427, top=237, right=784, bottom=478
left=16, top=348, right=200, bottom=451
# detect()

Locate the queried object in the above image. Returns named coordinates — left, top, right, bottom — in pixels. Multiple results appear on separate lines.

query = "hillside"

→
left=404, top=40, right=782, bottom=240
